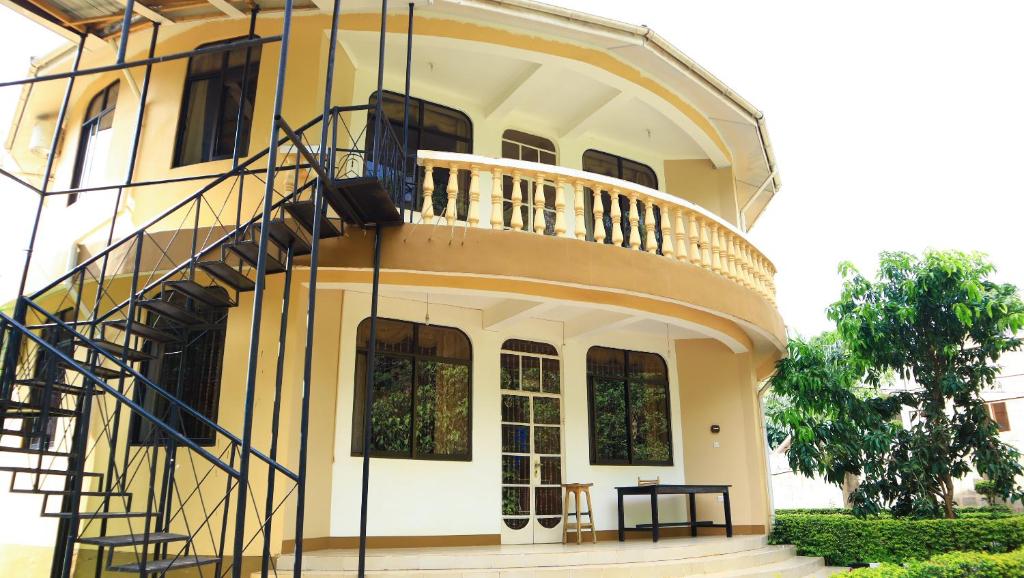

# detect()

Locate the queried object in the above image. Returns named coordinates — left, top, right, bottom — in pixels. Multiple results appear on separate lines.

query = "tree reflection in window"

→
left=352, top=318, right=471, bottom=460
left=586, top=346, right=672, bottom=465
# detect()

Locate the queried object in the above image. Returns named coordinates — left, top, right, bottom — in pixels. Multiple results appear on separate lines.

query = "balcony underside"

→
left=308, top=224, right=786, bottom=366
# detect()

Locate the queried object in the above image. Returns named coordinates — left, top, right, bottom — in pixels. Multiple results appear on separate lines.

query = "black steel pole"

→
left=231, top=6, right=259, bottom=170
left=233, top=0, right=294, bottom=575
left=402, top=2, right=413, bottom=221
left=260, top=245, right=293, bottom=578
left=294, top=0, right=342, bottom=571
left=116, top=0, right=135, bottom=64
left=357, top=227, right=384, bottom=577
left=371, top=0, right=388, bottom=176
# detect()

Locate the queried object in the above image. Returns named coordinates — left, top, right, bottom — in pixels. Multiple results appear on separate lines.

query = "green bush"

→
left=774, top=505, right=1015, bottom=518
left=848, top=548, right=1024, bottom=577
left=769, top=514, right=1024, bottom=566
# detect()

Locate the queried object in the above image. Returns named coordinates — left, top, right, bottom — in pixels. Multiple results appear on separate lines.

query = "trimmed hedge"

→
left=774, top=505, right=1014, bottom=518
left=769, top=514, right=1024, bottom=566
left=848, top=548, right=1024, bottom=577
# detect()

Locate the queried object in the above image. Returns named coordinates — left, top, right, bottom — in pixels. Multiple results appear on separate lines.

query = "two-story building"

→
left=0, top=0, right=815, bottom=576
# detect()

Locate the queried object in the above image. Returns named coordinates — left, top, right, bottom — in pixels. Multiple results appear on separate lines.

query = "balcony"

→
left=415, top=151, right=777, bottom=305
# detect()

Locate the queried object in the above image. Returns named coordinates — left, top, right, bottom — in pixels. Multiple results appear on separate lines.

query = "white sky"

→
left=1, top=1, right=1023, bottom=336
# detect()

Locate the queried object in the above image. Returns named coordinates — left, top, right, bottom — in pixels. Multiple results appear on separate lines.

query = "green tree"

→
left=771, top=250, right=1024, bottom=518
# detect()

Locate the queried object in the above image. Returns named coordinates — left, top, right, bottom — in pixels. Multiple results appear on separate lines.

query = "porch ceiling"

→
left=339, top=30, right=710, bottom=161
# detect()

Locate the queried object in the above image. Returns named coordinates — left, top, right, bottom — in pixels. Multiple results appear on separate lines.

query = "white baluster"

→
left=610, top=190, right=623, bottom=246
left=628, top=193, right=641, bottom=251
left=555, top=178, right=567, bottom=238
left=699, top=218, right=712, bottom=270
left=726, top=233, right=737, bottom=280
left=711, top=224, right=722, bottom=274
left=510, top=171, right=524, bottom=231
left=467, top=166, right=480, bottom=228
left=421, top=162, right=435, bottom=221
left=445, top=164, right=460, bottom=226
left=644, top=199, right=657, bottom=254
left=573, top=181, right=586, bottom=241
left=592, top=187, right=605, bottom=243
left=490, top=169, right=503, bottom=230
left=688, top=211, right=700, bottom=265
left=673, top=207, right=686, bottom=261
left=660, top=203, right=674, bottom=259
left=534, top=173, right=547, bottom=235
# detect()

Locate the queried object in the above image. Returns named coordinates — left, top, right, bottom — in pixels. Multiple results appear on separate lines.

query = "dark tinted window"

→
left=582, top=150, right=661, bottom=250
left=69, top=82, right=119, bottom=204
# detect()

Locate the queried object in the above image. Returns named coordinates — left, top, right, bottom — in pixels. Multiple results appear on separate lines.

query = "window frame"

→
left=172, top=36, right=262, bottom=167
left=500, top=130, right=558, bottom=234
left=585, top=346, right=673, bottom=467
left=366, top=90, right=473, bottom=219
left=129, top=298, right=228, bottom=447
left=69, top=81, right=120, bottom=205
left=351, top=317, right=474, bottom=462
left=989, top=401, right=1011, bottom=432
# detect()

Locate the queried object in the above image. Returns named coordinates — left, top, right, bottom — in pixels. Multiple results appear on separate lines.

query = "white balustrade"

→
left=416, top=151, right=777, bottom=302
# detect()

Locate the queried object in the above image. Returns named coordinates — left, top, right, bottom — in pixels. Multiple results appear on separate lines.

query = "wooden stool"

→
left=561, top=483, right=596, bottom=544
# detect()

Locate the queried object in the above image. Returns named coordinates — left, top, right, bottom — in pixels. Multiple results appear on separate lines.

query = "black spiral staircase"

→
left=0, top=106, right=406, bottom=577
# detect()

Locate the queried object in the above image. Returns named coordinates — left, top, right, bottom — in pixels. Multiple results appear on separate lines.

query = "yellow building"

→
left=0, top=0, right=818, bottom=576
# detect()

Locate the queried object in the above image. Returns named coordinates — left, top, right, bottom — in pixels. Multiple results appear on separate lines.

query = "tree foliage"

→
left=770, top=250, right=1024, bottom=518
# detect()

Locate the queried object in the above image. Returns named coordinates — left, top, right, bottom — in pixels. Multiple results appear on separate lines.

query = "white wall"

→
left=329, top=290, right=688, bottom=538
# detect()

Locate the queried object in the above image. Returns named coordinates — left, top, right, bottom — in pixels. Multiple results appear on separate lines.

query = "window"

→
left=582, top=149, right=662, bottom=251
left=352, top=318, right=472, bottom=460
left=366, top=91, right=472, bottom=219
left=174, top=38, right=261, bottom=166
left=586, top=346, right=672, bottom=465
left=501, top=130, right=557, bottom=235
left=69, top=82, right=119, bottom=205
left=989, top=401, right=1011, bottom=432
left=130, top=289, right=228, bottom=446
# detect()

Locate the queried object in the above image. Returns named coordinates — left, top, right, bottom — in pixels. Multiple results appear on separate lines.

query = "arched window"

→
left=174, top=38, right=261, bottom=166
left=69, top=81, right=119, bottom=205
left=586, top=346, right=672, bottom=466
left=582, top=150, right=662, bottom=251
left=352, top=318, right=472, bottom=460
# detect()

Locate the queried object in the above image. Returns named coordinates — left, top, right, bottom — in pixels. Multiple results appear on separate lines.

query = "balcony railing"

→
left=416, top=151, right=777, bottom=304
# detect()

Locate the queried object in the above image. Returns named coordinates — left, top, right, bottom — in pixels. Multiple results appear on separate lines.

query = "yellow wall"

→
left=664, top=159, right=740, bottom=227
left=676, top=339, right=770, bottom=533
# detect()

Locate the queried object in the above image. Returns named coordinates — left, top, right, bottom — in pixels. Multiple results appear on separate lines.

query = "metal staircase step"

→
left=0, top=400, right=77, bottom=419
left=58, top=360, right=124, bottom=380
left=196, top=260, right=256, bottom=292
left=104, top=319, right=177, bottom=343
left=258, top=219, right=312, bottom=255
left=137, top=299, right=206, bottom=327
left=85, top=339, right=155, bottom=362
left=0, top=466, right=100, bottom=478
left=108, top=555, right=219, bottom=574
left=163, top=280, right=236, bottom=308
left=329, top=176, right=402, bottom=225
left=13, top=379, right=82, bottom=396
left=45, top=510, right=157, bottom=519
left=78, top=532, right=188, bottom=548
left=226, top=240, right=286, bottom=273
left=11, top=488, right=128, bottom=497
left=283, top=200, right=343, bottom=238
left=0, top=445, right=71, bottom=458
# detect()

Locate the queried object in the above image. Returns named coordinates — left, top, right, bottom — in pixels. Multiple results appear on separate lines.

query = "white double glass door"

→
left=499, top=341, right=563, bottom=544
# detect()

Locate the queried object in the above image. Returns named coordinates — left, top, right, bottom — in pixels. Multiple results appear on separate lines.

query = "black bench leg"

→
left=617, top=491, right=625, bottom=542
left=688, top=493, right=697, bottom=537
left=723, top=490, right=733, bottom=538
left=650, top=492, right=660, bottom=542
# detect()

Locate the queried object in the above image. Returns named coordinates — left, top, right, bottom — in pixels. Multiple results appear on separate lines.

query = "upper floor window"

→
left=174, top=38, right=261, bottom=167
left=501, top=130, right=556, bottom=234
left=352, top=317, right=472, bottom=461
left=586, top=346, right=672, bottom=466
left=366, top=91, right=472, bottom=219
left=582, top=150, right=661, bottom=251
left=69, top=81, right=119, bottom=205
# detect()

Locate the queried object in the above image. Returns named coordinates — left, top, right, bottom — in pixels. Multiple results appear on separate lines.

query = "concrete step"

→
left=701, top=554, right=824, bottom=578
left=262, top=542, right=817, bottom=577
